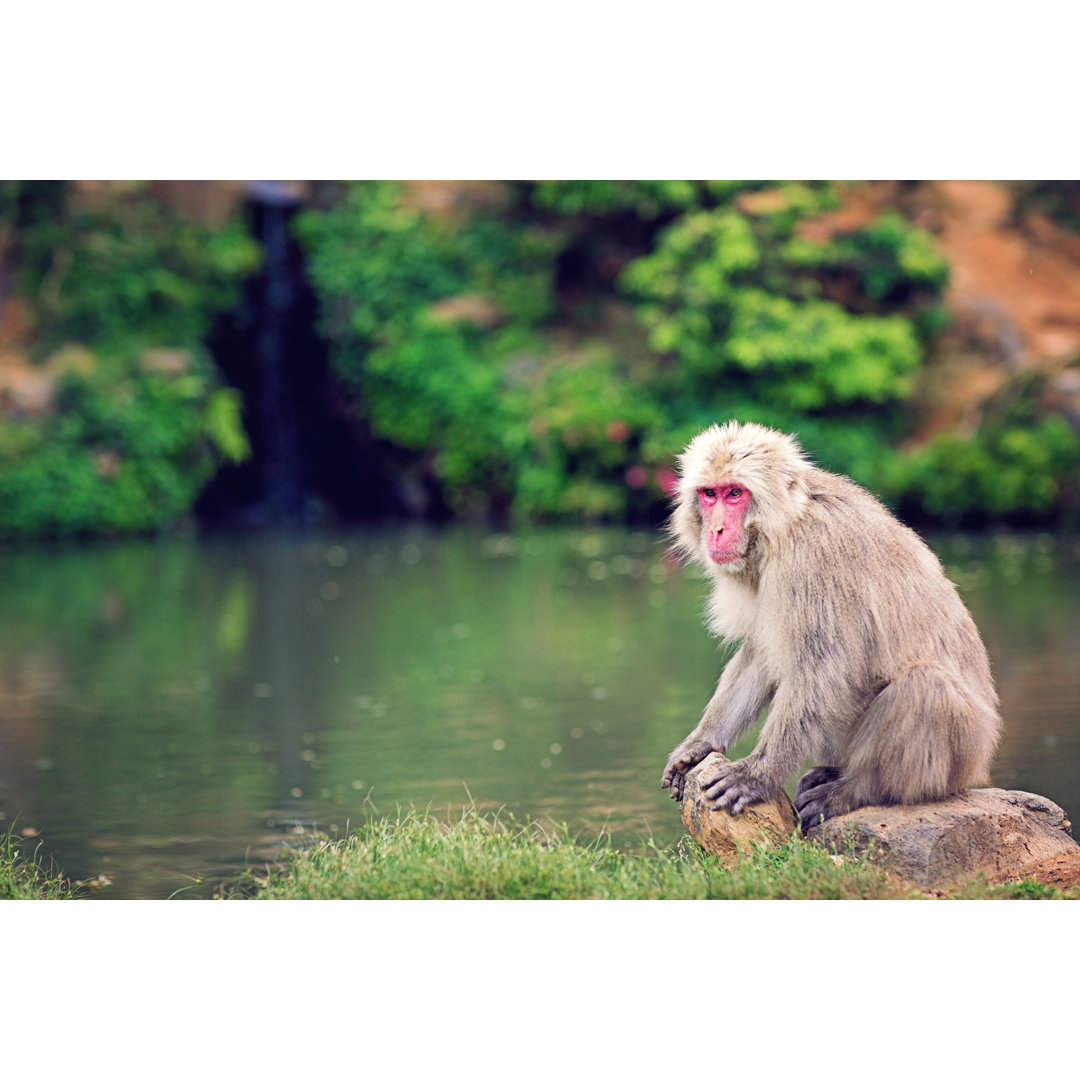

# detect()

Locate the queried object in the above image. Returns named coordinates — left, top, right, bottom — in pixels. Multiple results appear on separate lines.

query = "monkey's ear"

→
left=781, top=468, right=812, bottom=503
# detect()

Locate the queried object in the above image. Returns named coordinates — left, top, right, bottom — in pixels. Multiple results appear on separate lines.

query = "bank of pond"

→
left=4, top=809, right=1075, bottom=900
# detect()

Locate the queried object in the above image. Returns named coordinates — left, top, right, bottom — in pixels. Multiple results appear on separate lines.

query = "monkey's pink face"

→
left=697, top=483, right=751, bottom=564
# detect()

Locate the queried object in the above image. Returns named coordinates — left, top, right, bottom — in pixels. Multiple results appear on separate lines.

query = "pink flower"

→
left=656, top=468, right=679, bottom=496
left=606, top=419, right=629, bottom=442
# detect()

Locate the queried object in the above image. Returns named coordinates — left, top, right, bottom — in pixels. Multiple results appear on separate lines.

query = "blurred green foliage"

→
left=2, top=180, right=1076, bottom=536
left=3, top=181, right=259, bottom=354
left=897, top=386, right=1080, bottom=522
left=301, top=180, right=1045, bottom=520
left=534, top=179, right=713, bottom=216
left=0, top=350, right=249, bottom=538
left=297, top=181, right=665, bottom=519
left=0, top=182, right=256, bottom=539
left=619, top=192, right=935, bottom=412
left=783, top=210, right=950, bottom=302
left=1010, top=181, right=1080, bottom=233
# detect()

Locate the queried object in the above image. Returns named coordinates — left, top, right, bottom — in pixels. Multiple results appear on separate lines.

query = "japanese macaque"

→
left=660, top=421, right=1001, bottom=827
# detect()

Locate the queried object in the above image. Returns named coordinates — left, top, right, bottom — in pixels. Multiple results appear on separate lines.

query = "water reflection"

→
left=0, top=527, right=1077, bottom=899
left=938, top=532, right=1080, bottom=817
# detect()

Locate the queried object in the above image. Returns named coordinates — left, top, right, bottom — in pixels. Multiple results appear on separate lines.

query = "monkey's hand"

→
left=700, top=760, right=777, bottom=815
left=661, top=738, right=716, bottom=802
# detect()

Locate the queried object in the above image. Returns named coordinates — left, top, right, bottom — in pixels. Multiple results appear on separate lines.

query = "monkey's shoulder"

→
left=783, top=473, right=941, bottom=585
left=800, top=472, right=912, bottom=541
left=804, top=468, right=891, bottom=518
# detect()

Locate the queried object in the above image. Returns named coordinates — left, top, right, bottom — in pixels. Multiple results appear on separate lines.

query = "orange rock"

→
left=679, top=752, right=798, bottom=867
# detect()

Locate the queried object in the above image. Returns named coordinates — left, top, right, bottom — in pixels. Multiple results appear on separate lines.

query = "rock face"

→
left=679, top=753, right=799, bottom=867
left=678, top=758, right=1077, bottom=889
left=805, top=788, right=1079, bottom=889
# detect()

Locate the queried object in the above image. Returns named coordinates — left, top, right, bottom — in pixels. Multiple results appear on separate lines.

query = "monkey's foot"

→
left=794, top=777, right=857, bottom=831
left=661, top=738, right=717, bottom=802
left=700, top=761, right=777, bottom=815
left=794, top=766, right=842, bottom=802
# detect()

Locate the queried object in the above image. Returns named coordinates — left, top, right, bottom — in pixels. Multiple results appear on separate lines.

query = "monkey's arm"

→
left=661, top=643, right=772, bottom=801
left=700, top=673, right=863, bottom=814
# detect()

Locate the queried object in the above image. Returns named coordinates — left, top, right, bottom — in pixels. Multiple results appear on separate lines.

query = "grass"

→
left=947, top=876, right=1073, bottom=900
left=0, top=827, right=80, bottom=900
left=224, top=808, right=926, bottom=900
left=4, top=809, right=1076, bottom=900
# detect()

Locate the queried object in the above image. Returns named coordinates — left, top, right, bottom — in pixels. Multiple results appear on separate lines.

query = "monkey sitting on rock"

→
left=660, top=421, right=1001, bottom=828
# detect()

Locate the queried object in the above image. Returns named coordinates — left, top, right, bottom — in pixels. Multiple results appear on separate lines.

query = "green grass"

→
left=0, top=828, right=80, bottom=900
left=948, top=876, right=1072, bottom=900
left=5, top=809, right=1075, bottom=900
left=225, top=808, right=925, bottom=900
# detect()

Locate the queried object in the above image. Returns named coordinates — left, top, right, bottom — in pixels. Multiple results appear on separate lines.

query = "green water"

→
left=1, top=526, right=1077, bottom=899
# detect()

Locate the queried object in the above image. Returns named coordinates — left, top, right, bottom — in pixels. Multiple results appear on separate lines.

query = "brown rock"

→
left=679, top=752, right=798, bottom=867
left=1014, top=850, right=1080, bottom=890
left=140, top=347, right=193, bottom=376
left=805, top=788, right=1079, bottom=888
left=426, top=293, right=504, bottom=330
left=400, top=181, right=513, bottom=222
left=0, top=344, right=95, bottom=418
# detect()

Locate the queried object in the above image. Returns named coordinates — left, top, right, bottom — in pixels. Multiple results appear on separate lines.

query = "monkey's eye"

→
left=727, top=487, right=743, bottom=500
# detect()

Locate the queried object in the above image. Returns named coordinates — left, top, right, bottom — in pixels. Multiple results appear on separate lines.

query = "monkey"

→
left=660, top=420, right=1001, bottom=828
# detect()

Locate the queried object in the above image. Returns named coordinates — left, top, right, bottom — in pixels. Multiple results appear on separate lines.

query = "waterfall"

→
left=200, top=181, right=397, bottom=528
left=252, top=186, right=304, bottom=522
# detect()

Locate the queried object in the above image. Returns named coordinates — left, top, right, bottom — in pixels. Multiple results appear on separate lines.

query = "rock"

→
left=0, top=343, right=96, bottom=418
left=426, top=293, right=504, bottom=330
left=1015, top=850, right=1080, bottom=891
left=679, top=753, right=799, bottom=867
left=805, top=788, right=1079, bottom=889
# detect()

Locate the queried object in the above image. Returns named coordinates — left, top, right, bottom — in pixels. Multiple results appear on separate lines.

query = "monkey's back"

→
left=755, top=465, right=996, bottom=704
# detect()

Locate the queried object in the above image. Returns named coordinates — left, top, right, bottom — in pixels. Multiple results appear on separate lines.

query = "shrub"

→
left=620, top=197, right=932, bottom=420
left=899, top=410, right=1080, bottom=522
left=6, top=181, right=259, bottom=356
left=0, top=349, right=249, bottom=539
left=298, top=180, right=1078, bottom=526
left=0, top=182, right=258, bottom=538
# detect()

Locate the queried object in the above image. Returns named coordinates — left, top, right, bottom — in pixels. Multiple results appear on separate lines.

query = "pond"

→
left=1, top=526, right=1078, bottom=899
